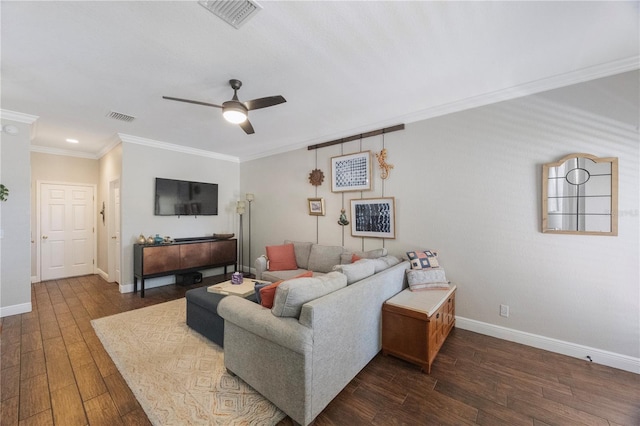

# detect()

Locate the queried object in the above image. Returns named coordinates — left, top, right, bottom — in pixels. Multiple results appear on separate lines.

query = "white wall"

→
left=240, top=72, right=639, bottom=369
left=120, top=139, right=240, bottom=292
left=0, top=116, right=34, bottom=316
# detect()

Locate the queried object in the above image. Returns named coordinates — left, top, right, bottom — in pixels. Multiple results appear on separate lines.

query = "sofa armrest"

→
left=254, top=255, right=268, bottom=280
left=218, top=296, right=312, bottom=355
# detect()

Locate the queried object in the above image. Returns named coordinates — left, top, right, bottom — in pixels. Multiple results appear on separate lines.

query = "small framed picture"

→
left=308, top=198, right=325, bottom=216
left=350, top=197, right=395, bottom=239
left=331, top=151, right=372, bottom=192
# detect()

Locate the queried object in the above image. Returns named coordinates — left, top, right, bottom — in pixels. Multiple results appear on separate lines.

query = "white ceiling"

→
left=1, top=1, right=638, bottom=161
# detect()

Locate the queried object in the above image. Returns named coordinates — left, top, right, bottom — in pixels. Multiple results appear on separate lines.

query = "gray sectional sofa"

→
left=218, top=243, right=410, bottom=425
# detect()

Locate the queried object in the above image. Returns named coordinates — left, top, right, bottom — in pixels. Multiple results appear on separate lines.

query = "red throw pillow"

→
left=266, top=244, right=297, bottom=271
left=351, top=253, right=362, bottom=263
left=260, top=271, right=313, bottom=308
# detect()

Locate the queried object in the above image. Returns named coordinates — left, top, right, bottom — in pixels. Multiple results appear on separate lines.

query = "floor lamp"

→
left=236, top=201, right=245, bottom=276
left=246, top=193, right=254, bottom=277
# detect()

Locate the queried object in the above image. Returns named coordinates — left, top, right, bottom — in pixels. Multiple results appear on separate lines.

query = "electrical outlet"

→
left=500, top=304, right=509, bottom=317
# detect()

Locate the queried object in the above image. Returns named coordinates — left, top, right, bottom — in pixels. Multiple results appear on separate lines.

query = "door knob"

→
left=112, top=236, right=117, bottom=240
left=42, top=235, right=48, bottom=240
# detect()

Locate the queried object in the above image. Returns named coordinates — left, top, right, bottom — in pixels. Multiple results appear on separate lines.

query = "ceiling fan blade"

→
left=244, top=95, right=286, bottom=111
left=239, top=119, right=255, bottom=135
left=162, top=96, right=222, bottom=109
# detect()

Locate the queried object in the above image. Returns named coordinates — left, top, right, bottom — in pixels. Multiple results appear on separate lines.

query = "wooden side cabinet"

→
left=133, top=239, right=237, bottom=298
left=382, top=285, right=456, bottom=374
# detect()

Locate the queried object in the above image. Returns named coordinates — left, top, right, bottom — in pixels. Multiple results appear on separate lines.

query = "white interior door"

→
left=40, top=183, right=95, bottom=281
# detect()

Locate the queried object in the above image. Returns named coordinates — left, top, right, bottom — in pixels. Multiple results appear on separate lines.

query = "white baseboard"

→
left=96, top=268, right=109, bottom=282
left=0, top=302, right=32, bottom=318
left=31, top=275, right=38, bottom=283
left=455, top=316, right=640, bottom=375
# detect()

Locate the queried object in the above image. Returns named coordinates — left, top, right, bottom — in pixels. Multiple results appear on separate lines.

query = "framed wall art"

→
left=308, top=197, right=325, bottom=216
left=331, top=151, right=372, bottom=192
left=350, top=197, right=395, bottom=238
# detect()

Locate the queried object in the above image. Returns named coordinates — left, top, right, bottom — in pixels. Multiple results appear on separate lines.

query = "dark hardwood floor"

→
left=1, top=274, right=638, bottom=425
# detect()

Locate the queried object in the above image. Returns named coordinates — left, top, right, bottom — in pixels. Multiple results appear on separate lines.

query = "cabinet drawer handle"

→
left=436, top=313, right=440, bottom=319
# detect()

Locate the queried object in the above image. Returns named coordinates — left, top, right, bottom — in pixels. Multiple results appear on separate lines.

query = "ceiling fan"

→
left=163, top=79, right=286, bottom=134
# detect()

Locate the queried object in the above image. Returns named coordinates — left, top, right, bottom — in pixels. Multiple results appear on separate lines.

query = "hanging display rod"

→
left=307, top=124, right=404, bottom=151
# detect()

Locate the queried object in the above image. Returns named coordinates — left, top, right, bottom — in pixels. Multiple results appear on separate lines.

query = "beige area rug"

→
left=91, top=299, right=285, bottom=425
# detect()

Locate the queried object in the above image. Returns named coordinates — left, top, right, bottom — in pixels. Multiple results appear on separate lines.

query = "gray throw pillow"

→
left=332, top=259, right=376, bottom=285
left=307, top=244, right=345, bottom=273
left=370, top=255, right=401, bottom=273
left=284, top=240, right=313, bottom=270
left=271, top=272, right=347, bottom=318
left=406, top=268, right=450, bottom=291
left=340, top=248, right=388, bottom=264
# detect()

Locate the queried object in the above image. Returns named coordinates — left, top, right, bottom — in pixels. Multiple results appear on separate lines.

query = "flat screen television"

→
left=154, top=178, right=218, bottom=216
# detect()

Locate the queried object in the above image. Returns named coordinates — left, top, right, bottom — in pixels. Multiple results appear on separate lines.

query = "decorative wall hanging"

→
left=350, top=197, right=395, bottom=239
left=542, top=153, right=618, bottom=236
left=337, top=208, right=349, bottom=226
left=100, top=202, right=106, bottom=224
left=308, top=169, right=324, bottom=186
left=331, top=151, right=372, bottom=192
left=375, top=148, right=394, bottom=180
left=308, top=198, right=325, bottom=216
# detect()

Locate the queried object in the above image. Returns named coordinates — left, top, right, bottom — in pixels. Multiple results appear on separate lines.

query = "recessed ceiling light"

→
left=66, top=138, right=79, bottom=144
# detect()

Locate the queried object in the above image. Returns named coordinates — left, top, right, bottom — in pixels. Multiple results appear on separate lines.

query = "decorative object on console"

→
left=146, top=236, right=154, bottom=244
left=375, top=148, right=394, bottom=180
left=337, top=208, right=349, bottom=226
left=213, top=233, right=234, bottom=240
left=542, top=153, right=618, bottom=236
left=154, top=234, right=163, bottom=244
left=308, top=197, right=325, bottom=216
left=331, top=151, right=372, bottom=192
left=137, top=234, right=146, bottom=244
left=350, top=197, right=395, bottom=239
left=406, top=250, right=439, bottom=269
left=308, top=168, right=324, bottom=186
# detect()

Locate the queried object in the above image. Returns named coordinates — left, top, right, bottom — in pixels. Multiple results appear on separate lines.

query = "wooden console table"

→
left=382, top=285, right=456, bottom=373
left=133, top=239, right=237, bottom=298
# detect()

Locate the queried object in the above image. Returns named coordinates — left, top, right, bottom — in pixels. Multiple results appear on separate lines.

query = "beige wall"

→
left=30, top=152, right=100, bottom=279
left=98, top=144, right=122, bottom=279
left=240, top=72, right=639, bottom=364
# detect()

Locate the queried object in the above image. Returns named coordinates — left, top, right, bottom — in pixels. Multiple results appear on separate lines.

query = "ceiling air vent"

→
left=198, top=0, right=262, bottom=29
left=107, top=111, right=136, bottom=122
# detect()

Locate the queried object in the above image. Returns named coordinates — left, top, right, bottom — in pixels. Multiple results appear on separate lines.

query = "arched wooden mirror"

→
left=542, top=153, right=618, bottom=236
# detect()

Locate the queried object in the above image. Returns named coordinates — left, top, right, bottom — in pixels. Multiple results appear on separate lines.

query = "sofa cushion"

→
left=271, top=272, right=347, bottom=318
left=370, top=255, right=401, bottom=273
left=261, top=268, right=315, bottom=283
left=406, top=250, right=439, bottom=270
left=332, top=259, right=376, bottom=285
left=284, top=240, right=313, bottom=270
left=307, top=244, right=344, bottom=273
left=266, top=243, right=298, bottom=271
left=406, top=268, right=450, bottom=291
left=340, top=248, right=388, bottom=264
left=260, top=271, right=314, bottom=308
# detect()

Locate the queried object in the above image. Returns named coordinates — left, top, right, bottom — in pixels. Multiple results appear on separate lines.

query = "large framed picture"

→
left=331, top=151, right=372, bottom=192
left=308, top=197, right=325, bottom=216
left=350, top=197, right=395, bottom=239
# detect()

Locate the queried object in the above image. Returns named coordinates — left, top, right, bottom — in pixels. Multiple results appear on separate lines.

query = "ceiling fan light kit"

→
left=163, top=78, right=286, bottom=134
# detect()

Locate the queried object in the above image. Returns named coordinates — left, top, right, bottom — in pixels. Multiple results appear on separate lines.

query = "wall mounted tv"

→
left=155, top=178, right=218, bottom=216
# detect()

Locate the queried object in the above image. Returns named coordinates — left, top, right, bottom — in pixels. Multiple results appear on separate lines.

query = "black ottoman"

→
left=185, top=286, right=257, bottom=347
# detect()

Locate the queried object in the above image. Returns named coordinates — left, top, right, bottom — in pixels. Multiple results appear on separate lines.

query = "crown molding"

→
left=399, top=55, right=640, bottom=126
left=30, top=145, right=99, bottom=160
left=96, top=135, right=123, bottom=159
left=0, top=109, right=39, bottom=124
left=118, top=133, right=240, bottom=163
